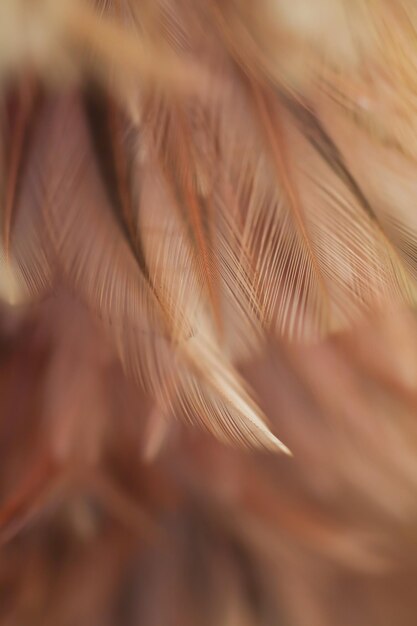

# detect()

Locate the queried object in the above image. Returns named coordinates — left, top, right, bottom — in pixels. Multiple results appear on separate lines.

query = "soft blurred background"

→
left=2, top=294, right=417, bottom=626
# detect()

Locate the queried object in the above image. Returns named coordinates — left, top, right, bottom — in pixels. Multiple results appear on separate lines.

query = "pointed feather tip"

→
left=274, top=437, right=293, bottom=456
left=263, top=431, right=292, bottom=456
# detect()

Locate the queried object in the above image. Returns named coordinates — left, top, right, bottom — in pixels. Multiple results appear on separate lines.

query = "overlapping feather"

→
left=2, top=0, right=417, bottom=450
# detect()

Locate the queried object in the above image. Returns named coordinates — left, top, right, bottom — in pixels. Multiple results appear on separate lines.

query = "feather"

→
left=1, top=76, right=38, bottom=257
left=145, top=95, right=224, bottom=334
left=19, top=91, right=283, bottom=451
left=0, top=83, right=54, bottom=305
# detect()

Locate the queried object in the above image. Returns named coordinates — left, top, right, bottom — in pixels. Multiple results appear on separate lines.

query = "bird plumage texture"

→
left=2, top=0, right=417, bottom=624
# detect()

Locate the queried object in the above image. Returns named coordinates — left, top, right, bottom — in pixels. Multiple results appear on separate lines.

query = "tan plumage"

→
left=3, top=0, right=417, bottom=452
left=2, top=2, right=417, bottom=623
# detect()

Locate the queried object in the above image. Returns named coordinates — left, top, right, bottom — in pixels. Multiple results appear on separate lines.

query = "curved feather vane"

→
left=1, top=77, right=38, bottom=257
left=145, top=95, right=224, bottom=334
left=135, top=156, right=283, bottom=450
left=0, top=83, right=54, bottom=305
left=9, top=90, right=283, bottom=451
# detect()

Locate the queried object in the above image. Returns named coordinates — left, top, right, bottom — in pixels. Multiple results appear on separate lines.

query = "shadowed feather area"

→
left=2, top=0, right=417, bottom=623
